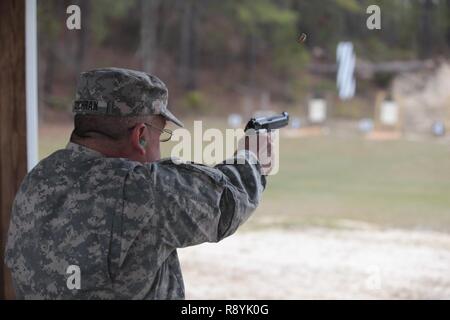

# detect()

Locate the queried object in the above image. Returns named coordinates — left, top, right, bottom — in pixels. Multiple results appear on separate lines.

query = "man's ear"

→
left=131, top=124, right=147, bottom=155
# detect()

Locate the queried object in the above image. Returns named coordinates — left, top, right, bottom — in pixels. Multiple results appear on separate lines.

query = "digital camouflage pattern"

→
left=5, top=142, right=266, bottom=299
left=72, top=68, right=183, bottom=127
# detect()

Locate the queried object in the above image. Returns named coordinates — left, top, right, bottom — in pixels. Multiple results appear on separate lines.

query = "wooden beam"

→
left=0, top=0, right=27, bottom=300
left=308, top=59, right=435, bottom=79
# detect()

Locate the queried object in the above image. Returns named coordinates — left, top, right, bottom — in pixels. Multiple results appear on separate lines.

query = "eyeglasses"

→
left=144, top=122, right=173, bottom=142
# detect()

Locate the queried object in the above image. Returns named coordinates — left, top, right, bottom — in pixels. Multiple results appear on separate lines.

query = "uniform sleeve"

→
left=134, top=150, right=266, bottom=248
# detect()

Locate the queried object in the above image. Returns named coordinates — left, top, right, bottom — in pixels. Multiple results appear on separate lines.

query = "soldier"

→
left=5, top=67, right=273, bottom=299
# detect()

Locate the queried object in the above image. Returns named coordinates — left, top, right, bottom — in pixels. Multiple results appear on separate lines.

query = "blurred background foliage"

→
left=37, top=0, right=450, bottom=119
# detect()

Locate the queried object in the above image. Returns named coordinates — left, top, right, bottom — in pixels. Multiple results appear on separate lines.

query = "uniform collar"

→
left=65, top=142, right=105, bottom=159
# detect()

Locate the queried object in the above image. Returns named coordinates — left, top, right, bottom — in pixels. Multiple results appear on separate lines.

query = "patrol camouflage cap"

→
left=72, top=67, right=183, bottom=127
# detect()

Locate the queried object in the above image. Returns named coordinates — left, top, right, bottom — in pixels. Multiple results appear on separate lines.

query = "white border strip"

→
left=25, top=0, right=39, bottom=171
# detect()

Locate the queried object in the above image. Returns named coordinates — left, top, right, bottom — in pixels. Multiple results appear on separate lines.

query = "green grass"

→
left=247, top=136, right=450, bottom=232
left=39, top=120, right=450, bottom=232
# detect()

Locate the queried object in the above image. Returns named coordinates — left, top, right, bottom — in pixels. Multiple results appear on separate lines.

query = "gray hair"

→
left=70, top=114, right=152, bottom=142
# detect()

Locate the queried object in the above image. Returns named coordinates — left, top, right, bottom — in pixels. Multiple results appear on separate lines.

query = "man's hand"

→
left=236, top=130, right=277, bottom=175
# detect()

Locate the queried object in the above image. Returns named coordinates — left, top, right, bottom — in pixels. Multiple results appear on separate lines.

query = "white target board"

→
left=380, top=100, right=399, bottom=126
left=308, top=99, right=327, bottom=124
left=336, top=42, right=356, bottom=100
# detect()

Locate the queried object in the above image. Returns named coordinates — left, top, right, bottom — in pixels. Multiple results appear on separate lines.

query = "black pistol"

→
left=245, top=112, right=289, bottom=132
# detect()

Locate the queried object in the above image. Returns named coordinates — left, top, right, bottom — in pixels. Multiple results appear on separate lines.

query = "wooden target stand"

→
left=283, top=95, right=329, bottom=138
left=366, top=90, right=403, bottom=141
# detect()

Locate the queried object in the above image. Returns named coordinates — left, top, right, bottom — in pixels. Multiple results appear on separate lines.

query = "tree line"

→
left=38, top=0, right=450, bottom=114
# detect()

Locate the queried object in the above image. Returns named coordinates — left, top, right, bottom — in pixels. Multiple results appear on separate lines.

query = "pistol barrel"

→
left=245, top=112, right=289, bottom=131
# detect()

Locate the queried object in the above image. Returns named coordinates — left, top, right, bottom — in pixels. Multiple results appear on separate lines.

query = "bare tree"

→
left=418, top=0, right=434, bottom=58
left=74, top=0, right=90, bottom=75
left=179, top=0, right=198, bottom=90
left=140, top=0, right=161, bottom=73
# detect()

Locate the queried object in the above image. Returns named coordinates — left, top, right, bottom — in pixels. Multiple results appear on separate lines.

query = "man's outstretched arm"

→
left=126, top=149, right=266, bottom=249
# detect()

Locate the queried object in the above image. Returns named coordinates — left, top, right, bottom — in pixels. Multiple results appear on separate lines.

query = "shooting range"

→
left=1, top=0, right=450, bottom=301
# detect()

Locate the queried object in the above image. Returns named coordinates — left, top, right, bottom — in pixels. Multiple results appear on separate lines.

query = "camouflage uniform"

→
left=5, top=68, right=266, bottom=299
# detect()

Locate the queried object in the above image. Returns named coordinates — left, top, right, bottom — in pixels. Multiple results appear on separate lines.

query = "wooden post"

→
left=395, top=94, right=405, bottom=135
left=374, top=90, right=386, bottom=130
left=0, top=0, right=27, bottom=300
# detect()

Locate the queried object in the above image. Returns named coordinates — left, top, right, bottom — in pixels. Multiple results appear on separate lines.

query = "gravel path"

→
left=178, top=228, right=450, bottom=299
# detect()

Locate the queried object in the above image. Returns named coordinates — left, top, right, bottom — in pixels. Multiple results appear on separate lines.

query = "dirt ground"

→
left=178, top=227, right=450, bottom=299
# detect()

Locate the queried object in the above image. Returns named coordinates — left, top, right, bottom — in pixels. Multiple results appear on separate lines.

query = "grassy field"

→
left=39, top=119, right=450, bottom=232
left=251, top=136, right=450, bottom=232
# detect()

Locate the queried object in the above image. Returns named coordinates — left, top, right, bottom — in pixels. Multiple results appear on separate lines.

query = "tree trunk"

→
left=74, top=0, right=90, bottom=75
left=447, top=0, right=450, bottom=49
left=419, top=0, right=434, bottom=59
left=43, top=42, right=56, bottom=99
left=41, top=0, right=66, bottom=110
left=0, top=0, right=27, bottom=300
left=179, top=0, right=198, bottom=91
left=245, top=33, right=257, bottom=89
left=141, top=0, right=161, bottom=73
